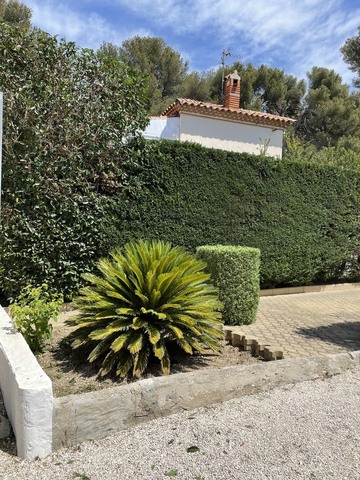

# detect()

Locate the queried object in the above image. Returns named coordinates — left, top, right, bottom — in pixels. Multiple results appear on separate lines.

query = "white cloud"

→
left=26, top=0, right=150, bottom=49
left=112, top=0, right=359, bottom=84
left=24, top=0, right=360, bottom=86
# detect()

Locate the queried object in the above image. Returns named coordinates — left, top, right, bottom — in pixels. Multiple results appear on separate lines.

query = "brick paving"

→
left=227, top=288, right=360, bottom=359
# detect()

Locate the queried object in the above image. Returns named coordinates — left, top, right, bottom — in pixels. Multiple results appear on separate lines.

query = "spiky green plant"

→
left=66, top=240, right=223, bottom=378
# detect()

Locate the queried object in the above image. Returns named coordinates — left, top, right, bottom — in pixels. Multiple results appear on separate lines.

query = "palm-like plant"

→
left=67, top=240, right=223, bottom=378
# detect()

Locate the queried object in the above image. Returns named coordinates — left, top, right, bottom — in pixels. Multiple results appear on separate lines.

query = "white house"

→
left=143, top=71, right=295, bottom=158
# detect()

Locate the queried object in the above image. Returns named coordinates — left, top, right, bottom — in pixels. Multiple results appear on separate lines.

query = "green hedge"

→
left=2, top=138, right=360, bottom=300
left=104, top=140, right=360, bottom=289
left=197, top=245, right=260, bottom=325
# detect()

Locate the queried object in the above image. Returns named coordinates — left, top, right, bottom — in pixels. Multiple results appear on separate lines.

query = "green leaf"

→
left=164, top=470, right=177, bottom=477
left=186, top=445, right=200, bottom=453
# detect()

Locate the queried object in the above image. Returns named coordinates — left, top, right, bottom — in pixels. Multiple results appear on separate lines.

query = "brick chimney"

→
left=224, top=70, right=241, bottom=110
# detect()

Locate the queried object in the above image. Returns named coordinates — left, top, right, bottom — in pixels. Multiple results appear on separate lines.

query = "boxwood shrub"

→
left=197, top=245, right=260, bottom=325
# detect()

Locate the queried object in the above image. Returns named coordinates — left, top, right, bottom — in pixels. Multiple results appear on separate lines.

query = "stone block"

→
left=264, top=346, right=284, bottom=361
left=243, top=336, right=258, bottom=351
left=223, top=327, right=233, bottom=342
left=252, top=342, right=270, bottom=357
left=231, top=332, right=244, bottom=347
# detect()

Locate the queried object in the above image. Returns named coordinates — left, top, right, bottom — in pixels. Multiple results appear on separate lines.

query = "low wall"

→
left=0, top=306, right=53, bottom=459
left=1, top=298, right=360, bottom=457
left=53, top=350, right=360, bottom=450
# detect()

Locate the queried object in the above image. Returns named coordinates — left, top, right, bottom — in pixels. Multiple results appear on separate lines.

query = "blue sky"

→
left=25, top=0, right=360, bottom=86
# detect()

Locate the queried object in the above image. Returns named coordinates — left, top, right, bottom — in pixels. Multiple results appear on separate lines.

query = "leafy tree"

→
left=197, top=62, right=305, bottom=117
left=341, top=26, right=360, bottom=88
left=296, top=67, right=360, bottom=147
left=113, top=36, right=188, bottom=114
left=0, top=0, right=31, bottom=27
left=179, top=71, right=213, bottom=102
left=0, top=24, right=149, bottom=299
left=284, top=133, right=360, bottom=169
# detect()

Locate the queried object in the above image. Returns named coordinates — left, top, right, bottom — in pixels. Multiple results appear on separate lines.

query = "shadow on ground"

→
left=297, top=321, right=360, bottom=350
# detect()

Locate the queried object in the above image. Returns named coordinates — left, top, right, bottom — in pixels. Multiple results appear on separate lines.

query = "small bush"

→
left=9, top=284, right=63, bottom=353
left=197, top=245, right=260, bottom=325
left=67, top=240, right=223, bottom=378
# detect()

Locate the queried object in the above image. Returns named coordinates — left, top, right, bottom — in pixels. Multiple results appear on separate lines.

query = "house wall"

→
left=143, top=117, right=180, bottom=140
left=180, top=113, right=284, bottom=158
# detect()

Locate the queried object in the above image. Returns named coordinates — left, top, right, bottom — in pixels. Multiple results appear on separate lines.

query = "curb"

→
left=260, top=282, right=360, bottom=296
left=52, top=350, right=360, bottom=451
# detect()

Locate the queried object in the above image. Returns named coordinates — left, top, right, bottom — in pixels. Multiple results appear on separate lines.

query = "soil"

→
left=36, top=311, right=259, bottom=398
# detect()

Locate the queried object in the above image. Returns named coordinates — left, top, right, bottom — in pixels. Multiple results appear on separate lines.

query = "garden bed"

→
left=37, top=316, right=258, bottom=398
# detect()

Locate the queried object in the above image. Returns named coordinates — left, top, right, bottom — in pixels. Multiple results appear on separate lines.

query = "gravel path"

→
left=2, top=366, right=360, bottom=480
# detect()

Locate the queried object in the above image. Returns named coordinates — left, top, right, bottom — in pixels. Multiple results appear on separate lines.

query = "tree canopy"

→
left=99, top=36, right=189, bottom=115
left=295, top=66, right=360, bottom=148
left=341, top=26, right=360, bottom=88
left=0, top=0, right=31, bottom=27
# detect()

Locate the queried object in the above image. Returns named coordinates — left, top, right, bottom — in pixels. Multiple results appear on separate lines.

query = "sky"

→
left=25, top=0, right=360, bottom=87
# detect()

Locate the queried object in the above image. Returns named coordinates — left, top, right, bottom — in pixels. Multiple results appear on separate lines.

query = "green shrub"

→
left=66, top=240, right=223, bottom=378
left=9, top=284, right=63, bottom=353
left=197, top=245, right=260, bottom=325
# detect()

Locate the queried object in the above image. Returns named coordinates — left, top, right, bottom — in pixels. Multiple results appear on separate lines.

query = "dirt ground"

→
left=36, top=314, right=258, bottom=398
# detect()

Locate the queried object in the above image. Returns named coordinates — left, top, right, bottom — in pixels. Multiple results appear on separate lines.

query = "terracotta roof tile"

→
left=161, top=98, right=295, bottom=129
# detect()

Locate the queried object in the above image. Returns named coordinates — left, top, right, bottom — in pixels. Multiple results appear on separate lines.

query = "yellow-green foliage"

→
left=67, top=240, right=223, bottom=378
left=197, top=245, right=260, bottom=326
left=9, top=284, right=63, bottom=353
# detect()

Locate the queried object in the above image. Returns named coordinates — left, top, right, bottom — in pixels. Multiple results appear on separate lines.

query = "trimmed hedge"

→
left=106, top=140, right=360, bottom=289
left=2, top=138, right=360, bottom=300
left=197, top=245, right=260, bottom=325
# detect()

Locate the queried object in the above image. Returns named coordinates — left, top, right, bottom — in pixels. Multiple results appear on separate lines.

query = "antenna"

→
left=221, top=50, right=243, bottom=96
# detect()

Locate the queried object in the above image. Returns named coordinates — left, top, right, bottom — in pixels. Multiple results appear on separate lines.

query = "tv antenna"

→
left=221, top=50, right=243, bottom=95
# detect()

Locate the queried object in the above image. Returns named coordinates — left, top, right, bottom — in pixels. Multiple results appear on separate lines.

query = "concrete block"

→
left=53, top=351, right=360, bottom=450
left=0, top=306, right=53, bottom=459
left=231, top=332, right=244, bottom=347
left=243, top=336, right=258, bottom=351
left=223, top=327, right=233, bottom=342
left=252, top=342, right=270, bottom=357
left=264, top=346, right=284, bottom=361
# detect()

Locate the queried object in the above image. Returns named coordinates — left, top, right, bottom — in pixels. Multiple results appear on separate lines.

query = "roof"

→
left=161, top=98, right=296, bottom=129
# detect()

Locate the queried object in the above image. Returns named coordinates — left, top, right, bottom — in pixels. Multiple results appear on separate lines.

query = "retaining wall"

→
left=0, top=306, right=53, bottom=459
left=53, top=350, right=360, bottom=450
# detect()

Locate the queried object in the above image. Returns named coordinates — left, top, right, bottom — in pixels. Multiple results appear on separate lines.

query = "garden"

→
left=2, top=23, right=360, bottom=389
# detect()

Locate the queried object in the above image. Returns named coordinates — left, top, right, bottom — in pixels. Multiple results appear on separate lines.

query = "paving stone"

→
left=225, top=288, right=360, bottom=360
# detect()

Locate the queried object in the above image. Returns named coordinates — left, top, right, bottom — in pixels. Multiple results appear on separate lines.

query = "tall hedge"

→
left=197, top=245, right=260, bottom=325
left=103, top=140, right=360, bottom=289
left=2, top=135, right=360, bottom=300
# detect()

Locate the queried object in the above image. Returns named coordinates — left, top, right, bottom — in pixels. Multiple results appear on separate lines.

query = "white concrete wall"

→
left=180, top=113, right=284, bottom=158
left=143, top=117, right=180, bottom=140
left=0, top=306, right=53, bottom=459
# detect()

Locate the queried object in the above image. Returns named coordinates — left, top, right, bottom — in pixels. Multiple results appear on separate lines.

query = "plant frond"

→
left=111, top=332, right=131, bottom=352
left=133, top=343, right=151, bottom=378
left=160, top=350, right=170, bottom=375
left=116, top=350, right=133, bottom=377
left=127, top=330, right=144, bottom=354
left=153, top=339, right=166, bottom=360
left=145, top=323, right=162, bottom=344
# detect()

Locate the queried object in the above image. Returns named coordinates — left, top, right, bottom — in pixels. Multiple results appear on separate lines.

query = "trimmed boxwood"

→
left=197, top=245, right=260, bottom=325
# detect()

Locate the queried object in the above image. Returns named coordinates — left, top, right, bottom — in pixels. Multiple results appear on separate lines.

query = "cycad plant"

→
left=67, top=240, right=223, bottom=378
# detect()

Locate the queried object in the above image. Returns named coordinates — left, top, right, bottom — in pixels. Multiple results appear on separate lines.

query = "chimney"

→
left=224, top=70, right=241, bottom=110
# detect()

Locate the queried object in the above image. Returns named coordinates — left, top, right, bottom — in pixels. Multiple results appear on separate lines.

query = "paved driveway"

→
left=239, top=288, right=360, bottom=357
